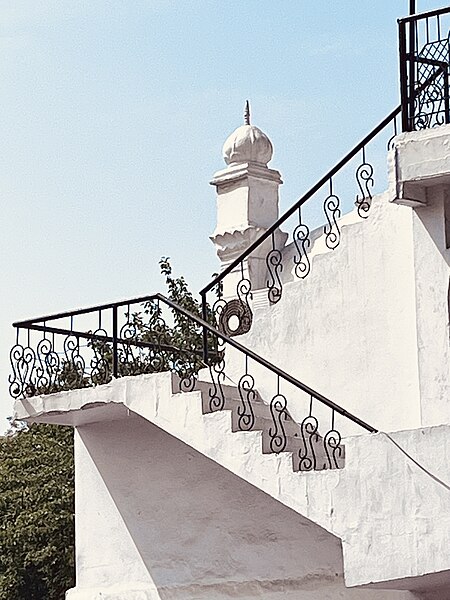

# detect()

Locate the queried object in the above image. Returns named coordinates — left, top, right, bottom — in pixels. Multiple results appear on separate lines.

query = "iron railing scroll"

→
left=10, top=293, right=376, bottom=468
left=399, top=6, right=450, bottom=131
left=9, top=295, right=206, bottom=400
left=200, top=106, right=401, bottom=344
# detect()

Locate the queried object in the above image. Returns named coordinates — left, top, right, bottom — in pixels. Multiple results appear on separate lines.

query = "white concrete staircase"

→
left=14, top=371, right=450, bottom=599
left=194, top=376, right=344, bottom=472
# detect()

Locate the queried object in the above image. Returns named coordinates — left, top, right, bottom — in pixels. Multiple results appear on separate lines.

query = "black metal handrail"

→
left=13, top=294, right=164, bottom=325
left=400, top=5, right=450, bottom=23
left=399, top=5, right=450, bottom=131
left=10, top=293, right=376, bottom=469
left=161, top=295, right=375, bottom=433
left=11, top=293, right=206, bottom=390
left=200, top=106, right=401, bottom=341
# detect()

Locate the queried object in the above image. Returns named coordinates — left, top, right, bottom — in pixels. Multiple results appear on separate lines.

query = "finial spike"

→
left=244, top=100, right=250, bottom=125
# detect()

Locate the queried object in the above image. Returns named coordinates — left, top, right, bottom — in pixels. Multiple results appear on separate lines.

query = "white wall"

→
left=71, top=414, right=353, bottom=599
left=411, top=186, right=450, bottom=427
left=215, top=127, right=450, bottom=435
left=228, top=192, right=423, bottom=434
left=68, top=405, right=425, bottom=600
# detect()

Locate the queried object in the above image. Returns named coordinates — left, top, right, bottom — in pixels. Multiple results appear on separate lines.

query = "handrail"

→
left=10, top=292, right=377, bottom=461
left=200, top=5, right=450, bottom=318
left=158, top=294, right=376, bottom=433
left=13, top=294, right=160, bottom=326
left=200, top=105, right=401, bottom=297
left=399, top=5, right=450, bottom=23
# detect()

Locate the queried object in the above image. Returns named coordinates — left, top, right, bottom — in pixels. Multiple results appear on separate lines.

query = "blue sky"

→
left=0, top=0, right=441, bottom=428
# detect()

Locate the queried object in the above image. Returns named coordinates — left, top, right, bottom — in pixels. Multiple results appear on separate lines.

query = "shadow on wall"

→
left=78, top=413, right=346, bottom=597
left=414, top=188, right=450, bottom=266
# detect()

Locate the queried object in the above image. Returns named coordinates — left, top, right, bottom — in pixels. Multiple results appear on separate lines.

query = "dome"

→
left=223, top=125, right=273, bottom=166
left=222, top=102, right=273, bottom=166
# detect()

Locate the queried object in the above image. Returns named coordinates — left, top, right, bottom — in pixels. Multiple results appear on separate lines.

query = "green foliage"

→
left=138, top=257, right=209, bottom=378
left=0, top=423, right=75, bottom=600
left=159, top=256, right=202, bottom=316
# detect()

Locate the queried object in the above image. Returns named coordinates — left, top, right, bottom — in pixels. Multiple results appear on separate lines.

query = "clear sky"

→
left=0, top=0, right=441, bottom=429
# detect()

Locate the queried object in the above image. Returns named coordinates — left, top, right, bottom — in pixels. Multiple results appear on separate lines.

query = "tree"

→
left=0, top=422, right=74, bottom=600
left=0, top=258, right=212, bottom=599
left=119, top=256, right=209, bottom=383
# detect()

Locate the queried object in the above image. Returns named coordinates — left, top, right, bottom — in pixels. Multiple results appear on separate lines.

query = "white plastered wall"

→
left=225, top=192, right=422, bottom=434
left=410, top=186, right=450, bottom=426
left=65, top=407, right=422, bottom=600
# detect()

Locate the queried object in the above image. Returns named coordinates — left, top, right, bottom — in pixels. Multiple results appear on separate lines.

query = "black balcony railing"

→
left=399, top=6, right=450, bottom=131
left=10, top=294, right=208, bottom=399
left=10, top=294, right=376, bottom=469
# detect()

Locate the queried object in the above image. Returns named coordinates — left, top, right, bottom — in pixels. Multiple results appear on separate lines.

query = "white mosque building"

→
left=10, top=5, right=450, bottom=600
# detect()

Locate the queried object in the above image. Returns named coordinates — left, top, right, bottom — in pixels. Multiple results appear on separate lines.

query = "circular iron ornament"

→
left=218, top=299, right=252, bottom=337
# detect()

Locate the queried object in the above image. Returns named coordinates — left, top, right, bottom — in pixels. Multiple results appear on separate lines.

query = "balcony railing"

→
left=10, top=294, right=208, bottom=398
left=399, top=6, right=450, bottom=131
left=10, top=294, right=376, bottom=469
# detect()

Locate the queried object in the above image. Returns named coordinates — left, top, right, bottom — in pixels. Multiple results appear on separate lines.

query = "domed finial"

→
left=244, top=100, right=250, bottom=126
left=222, top=102, right=273, bottom=166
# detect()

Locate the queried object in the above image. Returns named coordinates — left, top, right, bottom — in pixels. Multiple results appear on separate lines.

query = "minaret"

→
left=210, top=103, right=287, bottom=297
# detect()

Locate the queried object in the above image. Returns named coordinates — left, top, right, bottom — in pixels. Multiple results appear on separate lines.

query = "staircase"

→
left=192, top=377, right=345, bottom=471
left=10, top=111, right=450, bottom=599
left=14, top=368, right=450, bottom=599
left=15, top=371, right=345, bottom=473
left=10, top=114, right=450, bottom=600
left=9, top=7, right=450, bottom=598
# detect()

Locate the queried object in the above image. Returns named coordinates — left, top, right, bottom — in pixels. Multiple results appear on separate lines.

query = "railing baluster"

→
left=112, top=305, right=118, bottom=378
left=266, top=232, right=283, bottom=304
left=399, top=20, right=410, bottom=131
left=324, top=178, right=341, bottom=249
left=355, top=146, right=374, bottom=219
left=293, top=206, right=311, bottom=280
left=298, top=396, right=319, bottom=472
left=237, top=355, right=256, bottom=431
left=269, top=375, right=288, bottom=454
left=208, top=332, right=226, bottom=412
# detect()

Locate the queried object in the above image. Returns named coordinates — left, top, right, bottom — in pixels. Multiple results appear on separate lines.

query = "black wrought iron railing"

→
left=200, top=106, right=401, bottom=342
left=10, top=293, right=376, bottom=467
left=399, top=6, right=450, bottom=131
left=10, top=294, right=208, bottom=398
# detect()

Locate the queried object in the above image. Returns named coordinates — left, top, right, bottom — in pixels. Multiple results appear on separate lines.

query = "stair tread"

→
left=173, top=373, right=345, bottom=472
